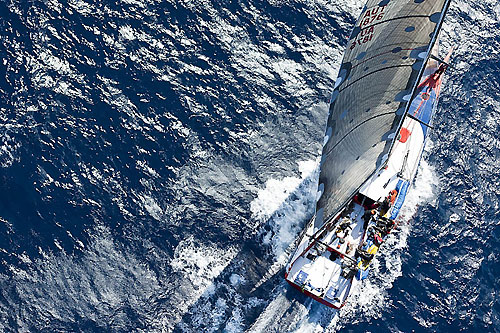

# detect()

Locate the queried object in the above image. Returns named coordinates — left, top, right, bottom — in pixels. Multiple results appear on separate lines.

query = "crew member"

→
left=373, top=232, right=383, bottom=246
left=389, top=189, right=398, bottom=205
left=380, top=189, right=398, bottom=216
left=363, top=209, right=376, bottom=229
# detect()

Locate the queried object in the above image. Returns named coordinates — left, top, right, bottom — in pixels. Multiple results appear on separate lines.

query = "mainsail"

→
left=316, top=0, right=451, bottom=227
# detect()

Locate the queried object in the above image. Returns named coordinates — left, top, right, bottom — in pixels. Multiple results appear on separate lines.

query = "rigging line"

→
left=405, top=119, right=419, bottom=178
left=392, top=87, right=431, bottom=151
left=356, top=194, right=368, bottom=219
left=402, top=108, right=425, bottom=179
left=398, top=148, right=410, bottom=179
left=412, top=91, right=427, bottom=117
left=407, top=113, right=434, bottom=129
left=429, top=54, right=456, bottom=69
left=392, top=90, right=427, bottom=169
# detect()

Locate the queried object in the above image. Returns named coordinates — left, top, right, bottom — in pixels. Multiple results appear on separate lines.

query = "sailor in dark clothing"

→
left=355, top=244, right=374, bottom=262
left=337, top=217, right=352, bottom=236
left=363, top=209, right=376, bottom=229
left=376, top=216, right=396, bottom=235
left=379, top=197, right=390, bottom=216
left=380, top=189, right=398, bottom=216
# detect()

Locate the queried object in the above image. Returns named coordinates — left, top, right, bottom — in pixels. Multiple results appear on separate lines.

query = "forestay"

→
left=315, top=0, right=451, bottom=227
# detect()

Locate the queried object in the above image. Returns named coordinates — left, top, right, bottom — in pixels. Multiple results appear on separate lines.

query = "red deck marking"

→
left=399, top=127, right=411, bottom=143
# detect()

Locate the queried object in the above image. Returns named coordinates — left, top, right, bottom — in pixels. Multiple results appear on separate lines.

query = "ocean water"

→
left=0, top=0, right=499, bottom=332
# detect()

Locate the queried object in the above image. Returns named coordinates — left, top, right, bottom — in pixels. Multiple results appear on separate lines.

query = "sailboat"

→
left=285, top=0, right=452, bottom=308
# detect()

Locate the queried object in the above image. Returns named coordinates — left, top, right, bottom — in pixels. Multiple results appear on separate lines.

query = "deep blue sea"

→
left=0, top=0, right=499, bottom=331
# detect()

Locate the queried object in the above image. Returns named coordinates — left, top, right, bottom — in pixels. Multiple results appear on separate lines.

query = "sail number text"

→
left=350, top=6, right=386, bottom=50
left=360, top=6, right=386, bottom=28
left=350, top=26, right=374, bottom=50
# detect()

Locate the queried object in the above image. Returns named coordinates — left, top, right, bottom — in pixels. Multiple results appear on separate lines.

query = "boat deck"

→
left=286, top=203, right=366, bottom=308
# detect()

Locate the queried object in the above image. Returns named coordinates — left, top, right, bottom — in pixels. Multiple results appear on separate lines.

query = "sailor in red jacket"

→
left=389, top=189, right=398, bottom=205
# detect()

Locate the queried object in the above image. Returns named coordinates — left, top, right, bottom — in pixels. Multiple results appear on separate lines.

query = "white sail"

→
left=316, top=0, right=452, bottom=227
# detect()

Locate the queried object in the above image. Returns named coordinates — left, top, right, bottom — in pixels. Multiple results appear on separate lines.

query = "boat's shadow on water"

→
left=173, top=172, right=323, bottom=332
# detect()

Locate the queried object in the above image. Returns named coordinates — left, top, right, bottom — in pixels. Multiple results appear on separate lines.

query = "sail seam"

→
left=322, top=111, right=396, bottom=159
left=351, top=46, right=423, bottom=70
left=339, top=64, right=413, bottom=93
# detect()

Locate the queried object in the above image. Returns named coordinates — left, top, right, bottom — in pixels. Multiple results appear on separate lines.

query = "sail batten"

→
left=316, top=0, right=451, bottom=226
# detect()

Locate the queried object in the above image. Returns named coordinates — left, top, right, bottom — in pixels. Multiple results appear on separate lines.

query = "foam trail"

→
left=247, top=286, right=315, bottom=333
left=173, top=159, right=320, bottom=332
left=246, top=291, right=293, bottom=332
left=249, top=159, right=318, bottom=292
left=164, top=236, right=239, bottom=331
